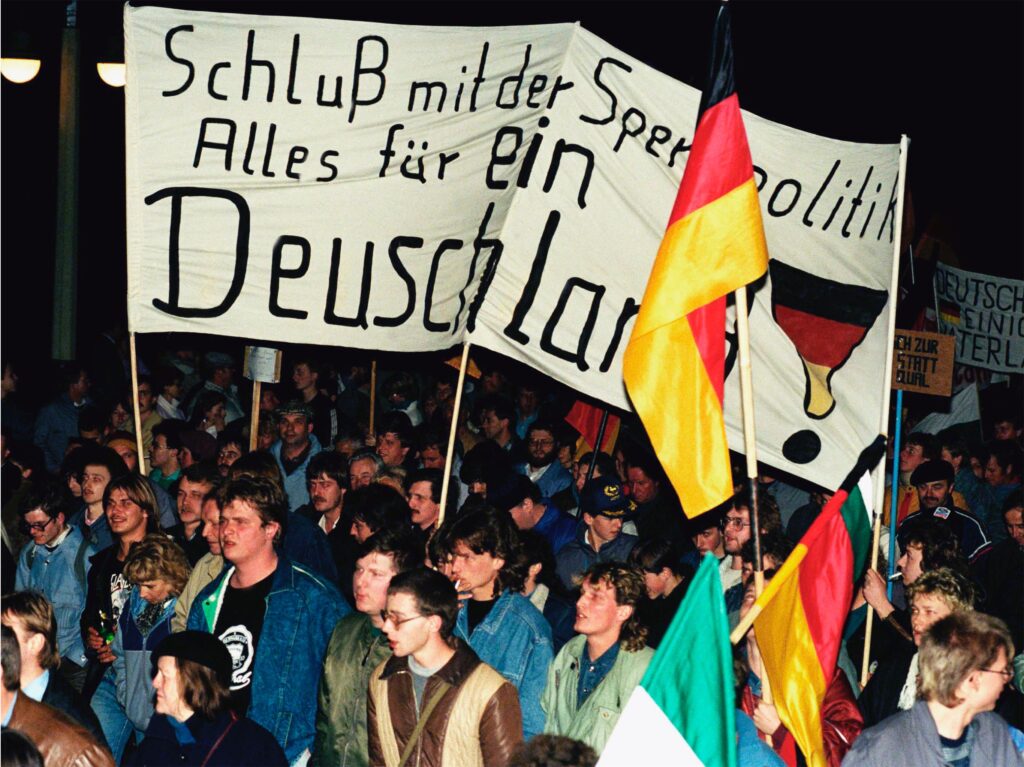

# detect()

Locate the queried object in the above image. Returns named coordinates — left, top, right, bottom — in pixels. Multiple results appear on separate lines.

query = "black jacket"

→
left=128, top=710, right=287, bottom=767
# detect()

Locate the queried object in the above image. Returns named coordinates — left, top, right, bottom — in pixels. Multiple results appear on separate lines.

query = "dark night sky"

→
left=3, top=1, right=1022, bottom=373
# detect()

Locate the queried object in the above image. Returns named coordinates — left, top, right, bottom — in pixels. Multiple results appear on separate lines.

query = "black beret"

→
left=910, top=460, right=955, bottom=486
left=152, top=631, right=232, bottom=687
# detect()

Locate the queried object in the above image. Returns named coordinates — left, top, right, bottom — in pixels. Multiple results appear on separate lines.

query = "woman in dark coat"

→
left=127, top=632, right=286, bottom=767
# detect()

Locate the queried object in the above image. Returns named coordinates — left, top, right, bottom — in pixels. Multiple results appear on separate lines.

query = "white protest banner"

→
left=126, top=6, right=901, bottom=491
left=934, top=262, right=1024, bottom=374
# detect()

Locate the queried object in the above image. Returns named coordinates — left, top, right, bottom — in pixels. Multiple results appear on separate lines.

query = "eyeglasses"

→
left=379, top=611, right=427, bottom=628
left=722, top=517, right=750, bottom=529
left=978, top=666, right=1013, bottom=681
left=20, top=518, right=55, bottom=533
left=528, top=439, right=555, bottom=447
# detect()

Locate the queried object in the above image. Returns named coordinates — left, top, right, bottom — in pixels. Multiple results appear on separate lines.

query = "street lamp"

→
left=1, top=29, right=41, bottom=84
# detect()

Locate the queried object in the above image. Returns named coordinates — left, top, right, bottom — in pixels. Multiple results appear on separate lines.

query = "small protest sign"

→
left=891, top=330, right=954, bottom=396
left=243, top=346, right=282, bottom=383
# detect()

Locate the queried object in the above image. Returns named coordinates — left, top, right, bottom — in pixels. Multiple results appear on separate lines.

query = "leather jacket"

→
left=7, top=692, right=115, bottom=767
left=367, top=639, right=522, bottom=767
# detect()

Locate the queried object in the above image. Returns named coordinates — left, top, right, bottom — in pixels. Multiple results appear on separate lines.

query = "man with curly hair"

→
left=541, top=561, right=654, bottom=755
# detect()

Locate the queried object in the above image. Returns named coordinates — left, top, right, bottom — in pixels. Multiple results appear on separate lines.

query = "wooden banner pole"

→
left=861, top=134, right=910, bottom=688
left=368, top=360, right=377, bottom=439
left=249, top=380, right=261, bottom=452
left=128, top=333, right=146, bottom=474
left=735, top=285, right=765, bottom=591
left=438, top=343, right=471, bottom=528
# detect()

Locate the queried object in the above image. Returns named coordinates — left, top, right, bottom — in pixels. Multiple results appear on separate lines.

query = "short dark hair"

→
left=176, top=657, right=232, bottom=718
left=416, top=425, right=446, bottom=455
left=406, top=468, right=443, bottom=503
left=898, top=517, right=968, bottom=575
left=77, top=405, right=105, bottom=435
left=155, top=365, right=183, bottom=393
left=229, top=451, right=285, bottom=488
left=525, top=420, right=559, bottom=444
left=516, top=529, right=560, bottom=592
left=628, top=538, right=685, bottom=576
left=181, top=462, right=221, bottom=488
left=731, top=486, right=782, bottom=535
left=478, top=394, right=515, bottom=425
left=988, top=440, right=1022, bottom=476
left=58, top=362, right=88, bottom=391
left=218, top=475, right=288, bottom=544
left=357, top=529, right=424, bottom=575
left=388, top=568, right=459, bottom=642
left=905, top=432, right=941, bottom=460
left=1003, top=489, right=1023, bottom=515
left=19, top=479, right=69, bottom=521
left=459, top=441, right=514, bottom=486
left=347, top=483, right=409, bottom=534
left=152, top=420, right=184, bottom=452
left=446, top=505, right=524, bottom=593
left=509, top=735, right=597, bottom=767
left=576, top=452, right=617, bottom=481
left=1, top=729, right=43, bottom=767
left=739, top=532, right=794, bottom=569
left=2, top=625, right=20, bottom=691
left=376, top=411, right=415, bottom=447
left=306, top=451, right=348, bottom=486
left=80, top=444, right=130, bottom=483
left=623, top=448, right=665, bottom=485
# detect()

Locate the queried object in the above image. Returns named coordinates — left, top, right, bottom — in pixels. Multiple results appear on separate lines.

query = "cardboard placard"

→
left=891, top=330, right=954, bottom=396
left=243, top=346, right=283, bottom=383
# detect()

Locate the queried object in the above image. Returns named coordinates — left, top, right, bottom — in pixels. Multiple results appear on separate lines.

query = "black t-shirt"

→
left=466, top=598, right=496, bottom=634
left=214, top=572, right=274, bottom=716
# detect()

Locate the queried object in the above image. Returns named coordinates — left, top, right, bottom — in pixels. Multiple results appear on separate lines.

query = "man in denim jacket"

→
left=15, top=480, right=92, bottom=690
left=186, top=475, right=349, bottom=765
left=446, top=506, right=553, bottom=739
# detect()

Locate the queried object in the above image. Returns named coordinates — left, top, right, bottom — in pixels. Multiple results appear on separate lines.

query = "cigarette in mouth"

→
left=887, top=572, right=903, bottom=582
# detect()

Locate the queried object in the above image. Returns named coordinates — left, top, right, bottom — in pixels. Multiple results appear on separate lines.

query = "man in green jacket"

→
left=541, top=561, right=654, bottom=755
left=311, top=529, right=422, bottom=767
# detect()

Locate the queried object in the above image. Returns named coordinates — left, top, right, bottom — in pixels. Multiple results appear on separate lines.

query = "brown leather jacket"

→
left=367, top=639, right=522, bottom=767
left=7, top=692, right=115, bottom=767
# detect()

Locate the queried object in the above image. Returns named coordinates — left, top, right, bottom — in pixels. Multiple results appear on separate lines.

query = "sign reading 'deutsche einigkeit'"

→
left=125, top=5, right=900, bottom=493
left=891, top=330, right=954, bottom=396
left=934, top=263, right=1024, bottom=374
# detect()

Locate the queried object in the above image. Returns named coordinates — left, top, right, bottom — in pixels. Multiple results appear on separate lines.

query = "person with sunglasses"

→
left=15, top=479, right=93, bottom=692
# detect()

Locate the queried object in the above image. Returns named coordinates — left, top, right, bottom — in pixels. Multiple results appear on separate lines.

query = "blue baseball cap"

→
left=580, top=477, right=636, bottom=518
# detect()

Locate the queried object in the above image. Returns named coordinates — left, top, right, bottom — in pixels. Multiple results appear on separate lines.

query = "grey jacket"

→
left=842, top=700, right=1022, bottom=767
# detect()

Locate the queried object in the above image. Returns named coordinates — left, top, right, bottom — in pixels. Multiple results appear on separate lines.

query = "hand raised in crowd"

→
left=862, top=568, right=894, bottom=619
left=752, top=698, right=782, bottom=736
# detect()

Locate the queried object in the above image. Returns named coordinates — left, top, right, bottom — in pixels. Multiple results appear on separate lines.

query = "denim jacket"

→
left=186, top=554, right=349, bottom=765
left=270, top=435, right=323, bottom=511
left=15, top=525, right=92, bottom=665
left=455, top=589, right=553, bottom=739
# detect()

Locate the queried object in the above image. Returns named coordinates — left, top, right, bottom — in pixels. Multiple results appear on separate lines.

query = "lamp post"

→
left=51, top=0, right=79, bottom=361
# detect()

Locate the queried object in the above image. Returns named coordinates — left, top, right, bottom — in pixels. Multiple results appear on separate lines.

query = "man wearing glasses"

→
left=844, top=611, right=1019, bottom=766
left=368, top=568, right=523, bottom=767
left=720, top=488, right=783, bottom=626
left=516, top=421, right=572, bottom=500
left=15, top=479, right=92, bottom=692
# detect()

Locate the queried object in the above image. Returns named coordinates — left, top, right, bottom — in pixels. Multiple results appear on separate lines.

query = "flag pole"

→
left=734, top=283, right=775, bottom=740
left=734, top=285, right=766, bottom=594
left=128, top=333, right=146, bottom=474
left=368, top=359, right=377, bottom=439
left=587, top=409, right=611, bottom=479
left=861, top=134, right=910, bottom=687
left=438, top=343, right=471, bottom=528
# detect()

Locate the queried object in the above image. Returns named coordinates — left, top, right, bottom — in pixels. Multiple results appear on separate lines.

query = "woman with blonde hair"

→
left=92, top=534, right=191, bottom=762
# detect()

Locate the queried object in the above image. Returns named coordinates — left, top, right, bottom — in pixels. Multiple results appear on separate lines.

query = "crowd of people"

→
left=0, top=340, right=1021, bottom=767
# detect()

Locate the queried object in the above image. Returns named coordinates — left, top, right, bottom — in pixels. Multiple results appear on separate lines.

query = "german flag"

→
left=564, top=400, right=620, bottom=457
left=750, top=437, right=884, bottom=767
left=623, top=2, right=768, bottom=517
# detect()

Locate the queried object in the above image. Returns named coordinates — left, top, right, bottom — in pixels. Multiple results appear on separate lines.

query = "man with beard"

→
left=720, top=488, right=782, bottom=626
left=516, top=421, right=572, bottom=500
left=900, top=460, right=991, bottom=564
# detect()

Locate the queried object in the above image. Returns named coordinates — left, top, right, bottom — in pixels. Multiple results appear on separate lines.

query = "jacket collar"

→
left=380, top=637, right=481, bottom=686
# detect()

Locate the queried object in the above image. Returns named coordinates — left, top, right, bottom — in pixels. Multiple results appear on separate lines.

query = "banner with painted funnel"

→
left=125, top=5, right=900, bottom=493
